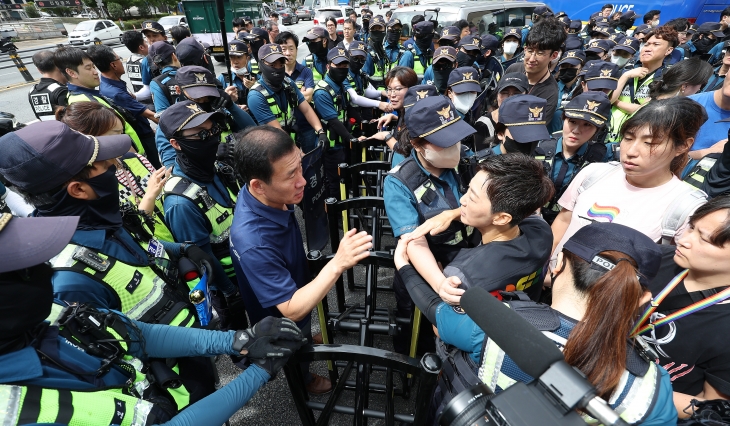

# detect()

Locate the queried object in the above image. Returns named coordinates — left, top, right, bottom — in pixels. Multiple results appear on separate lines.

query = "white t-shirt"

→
left=554, top=162, right=699, bottom=257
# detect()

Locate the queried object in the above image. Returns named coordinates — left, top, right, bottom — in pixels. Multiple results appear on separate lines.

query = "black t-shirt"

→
left=647, top=246, right=730, bottom=396
left=504, top=62, right=559, bottom=125
left=442, top=216, right=552, bottom=301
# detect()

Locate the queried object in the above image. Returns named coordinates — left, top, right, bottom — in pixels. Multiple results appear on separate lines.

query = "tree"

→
left=107, top=2, right=123, bottom=19
left=25, top=4, right=41, bottom=18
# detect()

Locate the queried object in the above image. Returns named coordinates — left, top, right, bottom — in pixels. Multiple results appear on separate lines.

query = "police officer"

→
left=364, top=15, right=389, bottom=89
left=610, top=37, right=641, bottom=71
left=345, top=40, right=392, bottom=128
left=359, top=11, right=373, bottom=44
left=445, top=67, right=481, bottom=123
left=477, top=34, right=504, bottom=83
left=248, top=44, right=325, bottom=153
left=121, top=30, right=154, bottom=111
left=403, top=20, right=434, bottom=81
left=175, top=36, right=215, bottom=75
left=28, top=50, right=68, bottom=121
left=550, top=49, right=586, bottom=133
left=383, top=18, right=414, bottom=69
left=437, top=26, right=461, bottom=48
left=585, top=39, right=612, bottom=62
left=302, top=26, right=329, bottom=84
left=149, top=41, right=183, bottom=113
left=217, top=40, right=253, bottom=105
left=493, top=94, right=551, bottom=156
left=500, top=27, right=524, bottom=69
left=245, top=27, right=269, bottom=76
left=424, top=46, right=458, bottom=93
left=0, top=212, right=306, bottom=425
left=455, top=34, right=483, bottom=72
left=313, top=48, right=360, bottom=199
left=140, top=20, right=168, bottom=83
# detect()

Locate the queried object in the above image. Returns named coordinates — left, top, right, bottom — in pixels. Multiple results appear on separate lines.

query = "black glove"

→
left=216, top=142, right=235, bottom=163
left=182, top=244, right=215, bottom=271
left=232, top=317, right=307, bottom=377
left=212, top=88, right=234, bottom=110
left=249, top=338, right=305, bottom=378
left=318, top=131, right=329, bottom=150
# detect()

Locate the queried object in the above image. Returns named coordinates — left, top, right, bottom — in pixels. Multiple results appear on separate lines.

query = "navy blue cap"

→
left=404, top=84, right=439, bottom=109
left=228, top=40, right=250, bottom=56
left=591, top=24, right=612, bottom=37
left=503, top=27, right=522, bottom=43
left=497, top=72, right=528, bottom=93
left=698, top=22, right=725, bottom=38
left=584, top=61, right=620, bottom=90
left=303, top=26, right=327, bottom=41
left=433, top=46, right=457, bottom=63
left=0, top=214, right=78, bottom=273
left=614, top=37, right=640, bottom=54
left=387, top=17, right=402, bottom=29
left=563, top=92, right=611, bottom=127
left=622, top=10, right=637, bottom=20
left=480, top=34, right=499, bottom=52
left=242, top=16, right=253, bottom=24
left=235, top=31, right=250, bottom=41
left=594, top=16, right=610, bottom=25
left=349, top=41, right=367, bottom=57
left=499, top=94, right=550, bottom=143
left=148, top=40, right=175, bottom=64
left=569, top=20, right=583, bottom=30
left=258, top=43, right=286, bottom=63
left=327, top=47, right=349, bottom=64
left=608, top=32, right=626, bottom=44
left=590, top=12, right=601, bottom=20
left=141, top=20, right=165, bottom=34
left=175, top=65, right=219, bottom=98
left=439, top=26, right=460, bottom=41
left=585, top=39, right=612, bottom=53
left=448, top=67, right=481, bottom=94
left=251, top=27, right=269, bottom=41
left=458, top=35, right=482, bottom=51
left=414, top=20, right=434, bottom=36
left=159, top=100, right=224, bottom=138
left=559, top=49, right=586, bottom=66
left=633, top=24, right=651, bottom=35
left=559, top=16, right=571, bottom=28
left=533, top=5, right=553, bottom=17
left=563, top=222, right=662, bottom=287
left=565, top=36, right=583, bottom=51
left=175, top=37, right=205, bottom=64
left=0, top=121, right=131, bottom=194
left=405, top=95, right=476, bottom=147
left=687, top=24, right=698, bottom=35
left=370, top=15, right=386, bottom=30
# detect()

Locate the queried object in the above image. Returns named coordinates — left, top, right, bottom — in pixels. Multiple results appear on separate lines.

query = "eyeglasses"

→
left=386, top=86, right=406, bottom=94
left=524, top=48, right=551, bottom=58
left=177, top=122, right=223, bottom=141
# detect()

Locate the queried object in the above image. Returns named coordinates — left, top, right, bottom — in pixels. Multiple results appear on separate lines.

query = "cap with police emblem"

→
left=414, top=20, right=434, bottom=37
left=480, top=34, right=499, bottom=52
left=503, top=28, right=522, bottom=44
left=499, top=94, right=551, bottom=143
left=370, top=15, right=387, bottom=30
left=148, top=41, right=175, bottom=65
left=633, top=24, right=651, bottom=35
left=242, top=16, right=253, bottom=24
left=584, top=61, right=620, bottom=90
left=405, top=95, right=476, bottom=147
left=387, top=18, right=402, bottom=29
left=533, top=5, right=553, bottom=18
left=698, top=22, right=726, bottom=38
left=613, top=37, right=640, bottom=54
left=622, top=10, right=637, bottom=20
left=559, top=16, right=571, bottom=28
left=458, top=35, right=482, bottom=51
left=439, top=26, right=460, bottom=41
left=559, top=49, right=586, bottom=66
left=565, top=36, right=583, bottom=51
left=235, top=31, right=250, bottom=42
left=141, top=20, right=165, bottom=34
left=586, top=39, right=612, bottom=54
left=563, top=92, right=611, bottom=127
left=175, top=65, right=219, bottom=99
left=448, top=67, right=480, bottom=94
left=159, top=100, right=224, bottom=139
left=350, top=41, right=367, bottom=57
left=608, top=32, right=625, bottom=44
left=228, top=40, right=250, bottom=57
left=258, top=43, right=286, bottom=63
left=591, top=24, right=612, bottom=37
left=404, top=84, right=439, bottom=109
left=303, top=26, right=327, bottom=41
left=433, top=46, right=457, bottom=63
left=327, top=47, right=349, bottom=65
left=175, top=37, right=205, bottom=64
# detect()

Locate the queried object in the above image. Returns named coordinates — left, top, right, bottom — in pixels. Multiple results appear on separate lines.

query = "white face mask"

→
left=652, top=19, right=659, bottom=26
left=422, top=142, right=461, bottom=169
left=610, top=54, right=629, bottom=68
left=452, top=92, right=477, bottom=114
left=503, top=41, right=518, bottom=55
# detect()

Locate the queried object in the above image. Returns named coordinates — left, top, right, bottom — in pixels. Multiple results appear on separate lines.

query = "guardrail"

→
left=0, top=19, right=65, bottom=40
left=0, top=43, right=65, bottom=83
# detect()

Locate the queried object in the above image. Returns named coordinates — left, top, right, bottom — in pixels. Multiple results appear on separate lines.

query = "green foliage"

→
left=48, top=6, right=74, bottom=16
left=107, top=2, right=124, bottom=19
left=24, top=3, right=41, bottom=18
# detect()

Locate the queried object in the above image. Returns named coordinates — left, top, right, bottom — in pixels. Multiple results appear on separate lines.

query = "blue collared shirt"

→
left=99, top=75, right=153, bottom=134
left=230, top=185, right=310, bottom=327
left=549, top=137, right=614, bottom=193
left=150, top=65, right=178, bottom=113
left=289, top=61, right=315, bottom=91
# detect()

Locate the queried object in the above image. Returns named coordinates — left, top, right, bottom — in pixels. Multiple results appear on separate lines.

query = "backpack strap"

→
left=163, top=176, right=214, bottom=234
left=578, top=161, right=622, bottom=195
left=660, top=185, right=707, bottom=245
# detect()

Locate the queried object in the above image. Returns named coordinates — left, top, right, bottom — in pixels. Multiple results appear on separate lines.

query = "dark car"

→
left=296, top=6, right=313, bottom=21
left=278, top=8, right=298, bottom=24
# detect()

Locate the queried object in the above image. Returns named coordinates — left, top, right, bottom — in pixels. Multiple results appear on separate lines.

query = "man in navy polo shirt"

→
left=276, top=31, right=315, bottom=104
left=230, top=125, right=373, bottom=394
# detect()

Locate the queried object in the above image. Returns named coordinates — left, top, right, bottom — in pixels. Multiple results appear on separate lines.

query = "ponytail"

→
left=54, top=105, right=68, bottom=121
left=561, top=250, right=644, bottom=399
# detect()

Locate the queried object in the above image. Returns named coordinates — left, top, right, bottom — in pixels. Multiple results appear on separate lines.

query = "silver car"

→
left=296, top=6, right=314, bottom=21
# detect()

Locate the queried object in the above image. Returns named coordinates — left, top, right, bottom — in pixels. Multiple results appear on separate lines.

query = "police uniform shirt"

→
left=217, top=72, right=245, bottom=91
left=648, top=246, right=730, bottom=397
left=150, top=65, right=179, bottom=113
left=312, top=74, right=348, bottom=122
left=247, top=75, right=308, bottom=128
left=140, top=55, right=154, bottom=86
left=29, top=77, right=68, bottom=120
left=383, top=150, right=462, bottom=237
left=385, top=44, right=414, bottom=67
left=549, top=138, right=614, bottom=195
left=230, top=185, right=311, bottom=328
left=99, top=76, right=154, bottom=135
left=441, top=216, right=552, bottom=300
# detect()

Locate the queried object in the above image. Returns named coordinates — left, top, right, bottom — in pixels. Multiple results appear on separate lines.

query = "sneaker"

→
left=306, top=373, right=333, bottom=394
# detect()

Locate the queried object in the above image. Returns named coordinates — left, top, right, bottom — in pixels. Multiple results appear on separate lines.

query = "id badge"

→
left=147, top=239, right=165, bottom=258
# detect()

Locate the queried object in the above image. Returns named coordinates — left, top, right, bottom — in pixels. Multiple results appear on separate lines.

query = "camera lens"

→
left=438, top=383, right=494, bottom=426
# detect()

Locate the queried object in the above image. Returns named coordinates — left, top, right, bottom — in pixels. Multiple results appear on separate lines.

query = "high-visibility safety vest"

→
left=304, top=54, right=326, bottom=84
left=49, top=243, right=198, bottom=328
left=683, top=154, right=720, bottom=190
left=163, top=176, right=237, bottom=278
left=250, top=57, right=259, bottom=76
left=118, top=154, right=176, bottom=243
left=250, top=77, right=299, bottom=138
left=409, top=48, right=429, bottom=80
left=313, top=79, right=348, bottom=147
left=66, top=92, right=144, bottom=155
left=608, top=67, right=664, bottom=142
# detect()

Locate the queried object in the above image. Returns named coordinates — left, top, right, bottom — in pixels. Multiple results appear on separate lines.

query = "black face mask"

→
left=386, top=29, right=401, bottom=46
left=328, top=67, right=350, bottom=85
left=476, top=54, right=487, bottom=66
left=558, top=67, right=578, bottom=83
left=456, top=51, right=476, bottom=68
left=439, top=39, right=455, bottom=48
left=432, top=65, right=452, bottom=93
left=503, top=136, right=536, bottom=155
left=37, top=166, right=123, bottom=232
left=0, top=263, right=54, bottom=355
left=260, top=62, right=286, bottom=92
left=307, top=40, right=327, bottom=57
left=694, top=36, right=716, bottom=54
left=251, top=39, right=265, bottom=61
left=370, top=30, right=385, bottom=46
left=175, top=123, right=223, bottom=182
left=585, top=52, right=601, bottom=62
left=350, top=58, right=365, bottom=73
left=415, top=34, right=432, bottom=54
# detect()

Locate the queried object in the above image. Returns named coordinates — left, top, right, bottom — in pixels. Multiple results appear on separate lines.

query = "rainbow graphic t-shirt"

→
left=586, top=203, right=620, bottom=222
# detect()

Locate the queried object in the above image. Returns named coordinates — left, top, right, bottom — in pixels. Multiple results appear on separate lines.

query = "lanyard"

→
left=631, top=269, right=730, bottom=336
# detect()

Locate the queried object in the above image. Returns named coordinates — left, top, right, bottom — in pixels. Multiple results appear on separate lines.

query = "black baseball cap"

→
left=148, top=40, right=175, bottom=64
left=433, top=46, right=457, bottom=63
left=496, top=72, right=528, bottom=93
left=370, top=15, right=386, bottom=30
left=480, top=34, right=499, bottom=52
left=533, top=5, right=553, bottom=17
left=228, top=40, right=250, bottom=56
left=0, top=213, right=78, bottom=273
left=414, top=20, right=434, bottom=36
left=250, top=27, right=269, bottom=42
left=563, top=222, right=662, bottom=287
left=258, top=43, right=286, bottom=63
left=0, top=121, right=131, bottom=194
left=633, top=24, right=651, bottom=35
left=563, top=92, right=612, bottom=127
left=584, top=61, right=620, bottom=90
left=235, top=31, right=250, bottom=41
left=327, top=47, right=349, bottom=64
left=569, top=20, right=583, bottom=31
left=404, top=84, right=439, bottom=109
left=559, top=16, right=571, bottom=28
left=499, top=95, right=550, bottom=143
left=448, top=67, right=481, bottom=94
left=439, top=26, right=460, bottom=42
left=175, top=37, right=204, bottom=64
left=405, top=96, right=476, bottom=147
left=503, top=27, right=522, bottom=43
left=387, top=18, right=402, bottom=29
left=159, top=100, right=224, bottom=138
left=303, top=26, right=327, bottom=41
left=458, top=35, right=482, bottom=52
left=614, top=37, right=641, bottom=54
left=564, top=36, right=583, bottom=51
left=622, top=10, right=638, bottom=20
left=141, top=20, right=165, bottom=34
left=242, top=16, right=253, bottom=25
left=608, top=32, right=626, bottom=44
left=698, top=22, right=725, bottom=38
left=585, top=39, right=612, bottom=54
left=559, top=49, right=586, bottom=66
left=175, top=65, right=219, bottom=98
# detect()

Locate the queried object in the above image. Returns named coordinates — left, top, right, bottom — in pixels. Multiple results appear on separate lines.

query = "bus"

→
left=542, top=0, right=730, bottom=25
